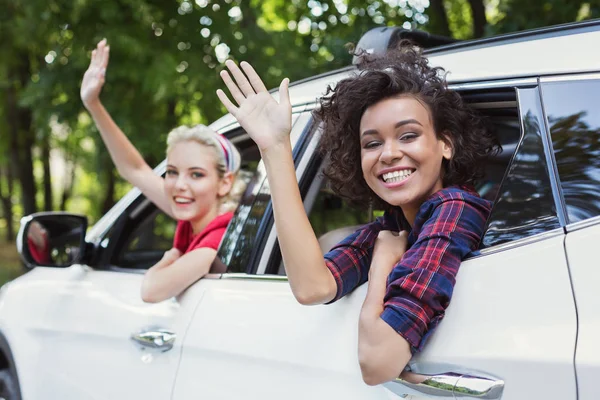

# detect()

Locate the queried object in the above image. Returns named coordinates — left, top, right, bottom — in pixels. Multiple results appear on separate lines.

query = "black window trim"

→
left=475, top=85, right=568, bottom=256
left=540, top=72, right=600, bottom=226
left=218, top=110, right=315, bottom=275
left=244, top=113, right=318, bottom=275
left=536, top=83, right=569, bottom=227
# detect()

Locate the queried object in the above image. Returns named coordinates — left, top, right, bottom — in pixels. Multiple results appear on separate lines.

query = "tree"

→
left=1, top=0, right=600, bottom=244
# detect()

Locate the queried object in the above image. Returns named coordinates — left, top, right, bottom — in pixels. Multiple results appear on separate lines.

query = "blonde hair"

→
left=166, top=125, right=247, bottom=213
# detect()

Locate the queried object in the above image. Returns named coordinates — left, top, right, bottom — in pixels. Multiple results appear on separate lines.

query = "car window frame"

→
left=540, top=72, right=600, bottom=227
left=217, top=107, right=314, bottom=275
left=474, top=80, right=568, bottom=256
left=250, top=77, right=570, bottom=277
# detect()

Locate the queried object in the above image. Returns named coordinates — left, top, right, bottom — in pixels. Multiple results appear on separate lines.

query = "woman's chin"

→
left=170, top=206, right=196, bottom=221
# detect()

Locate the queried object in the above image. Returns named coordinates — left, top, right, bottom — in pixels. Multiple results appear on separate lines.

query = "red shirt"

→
left=173, top=212, right=233, bottom=254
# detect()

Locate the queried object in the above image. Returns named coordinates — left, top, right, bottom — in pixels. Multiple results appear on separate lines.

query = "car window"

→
left=481, top=87, right=561, bottom=248
left=217, top=112, right=312, bottom=273
left=115, top=209, right=177, bottom=269
left=542, top=78, right=600, bottom=224
left=99, top=127, right=261, bottom=270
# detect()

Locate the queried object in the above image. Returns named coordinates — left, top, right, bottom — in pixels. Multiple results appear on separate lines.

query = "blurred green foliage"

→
left=0, top=0, right=598, bottom=244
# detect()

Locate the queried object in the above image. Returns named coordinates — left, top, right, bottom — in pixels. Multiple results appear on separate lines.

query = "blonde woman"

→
left=81, top=39, right=246, bottom=303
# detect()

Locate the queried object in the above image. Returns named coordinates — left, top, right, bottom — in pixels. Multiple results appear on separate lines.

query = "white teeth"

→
left=174, top=197, right=193, bottom=204
left=382, top=170, right=413, bottom=183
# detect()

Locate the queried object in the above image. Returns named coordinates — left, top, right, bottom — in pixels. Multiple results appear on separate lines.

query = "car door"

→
left=11, top=198, right=202, bottom=400
left=12, top=123, right=263, bottom=400
left=541, top=75, right=600, bottom=400
left=171, top=112, right=391, bottom=400
left=173, top=81, right=577, bottom=400
left=380, top=84, right=577, bottom=399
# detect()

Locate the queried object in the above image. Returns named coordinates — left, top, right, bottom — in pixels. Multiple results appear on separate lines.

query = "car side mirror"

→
left=17, top=212, right=88, bottom=269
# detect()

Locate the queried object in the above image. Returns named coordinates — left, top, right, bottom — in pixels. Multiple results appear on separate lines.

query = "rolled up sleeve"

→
left=324, top=218, right=389, bottom=303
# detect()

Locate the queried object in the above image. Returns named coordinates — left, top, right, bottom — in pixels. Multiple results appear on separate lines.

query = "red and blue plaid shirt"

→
left=324, top=186, right=492, bottom=352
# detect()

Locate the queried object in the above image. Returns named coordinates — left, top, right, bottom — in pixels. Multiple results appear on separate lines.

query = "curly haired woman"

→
left=216, top=44, right=499, bottom=385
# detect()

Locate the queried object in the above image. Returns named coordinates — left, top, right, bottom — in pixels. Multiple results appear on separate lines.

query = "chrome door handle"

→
left=383, top=370, right=504, bottom=399
left=131, top=328, right=176, bottom=352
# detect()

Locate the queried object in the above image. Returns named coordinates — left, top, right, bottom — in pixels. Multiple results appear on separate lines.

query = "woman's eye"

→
left=363, top=141, right=381, bottom=149
left=165, top=170, right=177, bottom=176
left=191, top=172, right=205, bottom=179
left=400, top=132, right=418, bottom=141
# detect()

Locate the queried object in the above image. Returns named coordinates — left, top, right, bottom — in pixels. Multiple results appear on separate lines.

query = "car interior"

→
left=302, top=87, right=522, bottom=257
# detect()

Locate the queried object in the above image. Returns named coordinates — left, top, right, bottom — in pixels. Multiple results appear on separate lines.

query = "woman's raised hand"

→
left=81, top=39, right=110, bottom=108
left=217, top=60, right=292, bottom=153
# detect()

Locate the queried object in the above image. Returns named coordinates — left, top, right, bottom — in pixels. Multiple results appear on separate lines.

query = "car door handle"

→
left=131, top=328, right=176, bottom=352
left=383, top=370, right=504, bottom=399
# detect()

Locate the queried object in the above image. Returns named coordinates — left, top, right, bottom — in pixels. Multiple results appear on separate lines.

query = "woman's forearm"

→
left=260, top=143, right=337, bottom=305
left=141, top=248, right=216, bottom=303
left=358, top=253, right=411, bottom=385
left=85, top=101, right=172, bottom=215
left=85, top=101, right=152, bottom=182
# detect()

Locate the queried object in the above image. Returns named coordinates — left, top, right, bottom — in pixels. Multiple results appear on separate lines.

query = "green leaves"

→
left=1, top=0, right=599, bottom=232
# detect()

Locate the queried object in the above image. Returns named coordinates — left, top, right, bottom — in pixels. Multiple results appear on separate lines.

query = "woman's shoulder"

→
left=428, top=185, right=492, bottom=211
left=415, top=186, right=493, bottom=231
left=206, top=211, right=234, bottom=231
left=414, top=186, right=492, bottom=239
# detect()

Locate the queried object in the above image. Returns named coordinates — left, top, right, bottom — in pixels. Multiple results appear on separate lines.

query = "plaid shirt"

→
left=324, top=186, right=492, bottom=352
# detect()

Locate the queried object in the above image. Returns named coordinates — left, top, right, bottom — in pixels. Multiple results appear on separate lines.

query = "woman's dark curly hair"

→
left=314, top=43, right=500, bottom=208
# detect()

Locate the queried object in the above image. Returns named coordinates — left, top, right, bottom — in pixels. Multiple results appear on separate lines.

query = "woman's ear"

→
left=441, top=132, right=454, bottom=160
left=218, top=171, right=235, bottom=197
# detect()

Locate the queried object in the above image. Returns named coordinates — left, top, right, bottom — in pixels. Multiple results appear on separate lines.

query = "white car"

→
left=2, top=20, right=600, bottom=400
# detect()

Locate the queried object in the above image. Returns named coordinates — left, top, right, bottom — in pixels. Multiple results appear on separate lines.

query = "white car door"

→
left=171, top=277, right=391, bottom=400
left=381, top=86, right=578, bottom=399
left=4, top=202, right=201, bottom=400
left=172, top=84, right=578, bottom=400
left=171, top=113, right=392, bottom=400
left=563, top=223, right=600, bottom=400
left=379, top=86, right=578, bottom=400
left=540, top=76, right=600, bottom=400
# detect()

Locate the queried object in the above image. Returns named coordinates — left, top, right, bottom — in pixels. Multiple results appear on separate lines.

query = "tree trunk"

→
left=41, top=130, right=52, bottom=211
left=0, top=165, right=15, bottom=241
left=467, top=0, right=487, bottom=38
left=6, top=58, right=37, bottom=216
left=18, top=123, right=37, bottom=215
left=428, top=0, right=452, bottom=38
left=101, top=165, right=116, bottom=215
left=60, top=160, right=75, bottom=210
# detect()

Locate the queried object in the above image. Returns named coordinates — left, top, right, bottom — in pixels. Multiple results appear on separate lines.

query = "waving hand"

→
left=81, top=39, right=109, bottom=108
left=217, top=60, right=292, bottom=152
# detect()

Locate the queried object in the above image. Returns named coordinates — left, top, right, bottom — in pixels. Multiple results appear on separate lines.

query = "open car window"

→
left=97, top=127, right=261, bottom=271
left=269, top=86, right=545, bottom=276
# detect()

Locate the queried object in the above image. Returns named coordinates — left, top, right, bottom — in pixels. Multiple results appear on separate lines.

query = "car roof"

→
left=427, top=19, right=600, bottom=82
left=211, top=20, right=600, bottom=132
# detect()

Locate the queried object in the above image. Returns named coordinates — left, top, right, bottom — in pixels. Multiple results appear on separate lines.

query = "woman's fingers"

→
left=90, top=50, right=97, bottom=66
left=279, top=77, right=291, bottom=108
left=240, top=61, right=268, bottom=93
left=216, top=89, right=238, bottom=116
left=101, top=44, right=110, bottom=69
left=225, top=59, right=256, bottom=97
left=91, top=39, right=107, bottom=68
left=220, top=70, right=246, bottom=106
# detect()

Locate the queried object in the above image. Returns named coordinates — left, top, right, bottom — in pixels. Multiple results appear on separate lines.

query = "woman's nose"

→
left=175, top=175, right=188, bottom=190
left=379, top=140, right=403, bottom=164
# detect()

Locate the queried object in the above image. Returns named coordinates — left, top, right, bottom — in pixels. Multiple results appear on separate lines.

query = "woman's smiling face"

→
left=359, top=95, right=452, bottom=219
left=163, top=141, right=230, bottom=231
